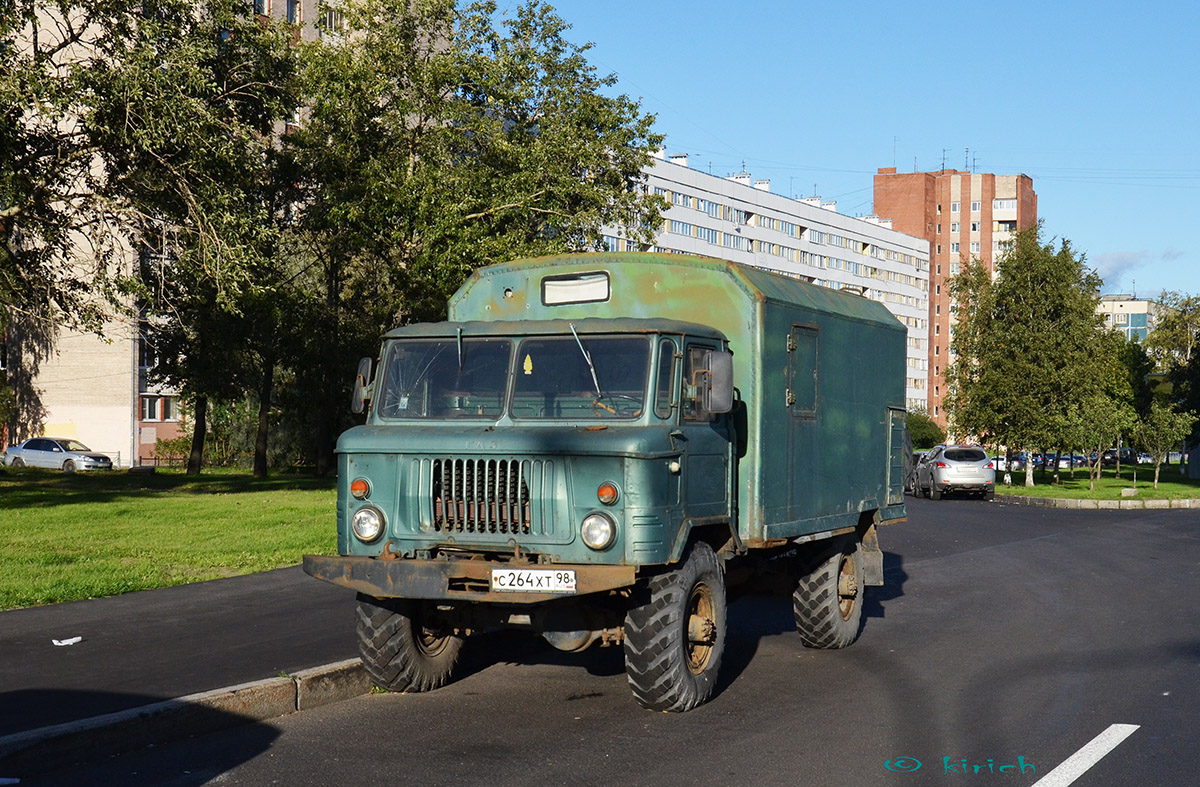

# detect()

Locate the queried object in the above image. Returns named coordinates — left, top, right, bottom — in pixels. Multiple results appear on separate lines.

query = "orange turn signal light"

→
left=350, top=479, right=370, bottom=499
left=597, top=483, right=619, bottom=505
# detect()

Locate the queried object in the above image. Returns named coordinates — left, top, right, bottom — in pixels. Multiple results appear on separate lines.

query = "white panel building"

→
left=603, top=154, right=931, bottom=411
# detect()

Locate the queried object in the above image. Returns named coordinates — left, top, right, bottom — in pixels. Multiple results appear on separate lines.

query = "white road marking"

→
left=1031, top=724, right=1140, bottom=787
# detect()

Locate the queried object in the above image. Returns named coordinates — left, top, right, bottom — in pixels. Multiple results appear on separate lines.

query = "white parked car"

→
left=3, top=438, right=114, bottom=471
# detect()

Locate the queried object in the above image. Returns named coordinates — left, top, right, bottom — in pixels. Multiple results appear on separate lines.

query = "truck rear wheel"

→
left=793, top=541, right=863, bottom=649
left=355, top=594, right=463, bottom=693
left=624, top=541, right=726, bottom=712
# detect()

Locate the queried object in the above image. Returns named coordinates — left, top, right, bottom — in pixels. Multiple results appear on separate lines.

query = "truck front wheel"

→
left=623, top=541, right=726, bottom=712
left=355, top=594, right=464, bottom=693
left=793, top=541, right=864, bottom=649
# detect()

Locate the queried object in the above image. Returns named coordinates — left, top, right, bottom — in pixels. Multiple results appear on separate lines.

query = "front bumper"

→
left=303, top=554, right=637, bottom=604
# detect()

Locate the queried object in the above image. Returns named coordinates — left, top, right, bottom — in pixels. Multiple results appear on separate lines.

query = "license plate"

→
left=491, top=569, right=577, bottom=594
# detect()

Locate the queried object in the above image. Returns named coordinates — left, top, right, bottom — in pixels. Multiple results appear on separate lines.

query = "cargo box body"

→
left=449, top=252, right=908, bottom=546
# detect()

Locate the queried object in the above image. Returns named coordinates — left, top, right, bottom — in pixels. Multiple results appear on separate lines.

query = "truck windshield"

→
left=512, top=336, right=650, bottom=419
left=377, top=339, right=511, bottom=419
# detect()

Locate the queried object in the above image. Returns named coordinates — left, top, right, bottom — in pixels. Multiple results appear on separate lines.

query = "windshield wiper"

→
left=569, top=323, right=603, bottom=398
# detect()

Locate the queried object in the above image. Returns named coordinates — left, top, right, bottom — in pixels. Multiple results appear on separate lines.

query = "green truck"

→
left=303, top=252, right=909, bottom=712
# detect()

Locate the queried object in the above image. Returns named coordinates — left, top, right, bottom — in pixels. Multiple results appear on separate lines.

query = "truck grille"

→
left=431, top=459, right=546, bottom=535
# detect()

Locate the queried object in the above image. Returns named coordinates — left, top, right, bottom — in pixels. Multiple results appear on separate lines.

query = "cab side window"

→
left=653, top=338, right=677, bottom=419
left=683, top=345, right=716, bottom=422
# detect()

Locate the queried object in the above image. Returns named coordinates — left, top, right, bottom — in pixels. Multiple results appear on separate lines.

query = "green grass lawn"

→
left=0, top=468, right=337, bottom=611
left=995, top=463, right=1200, bottom=500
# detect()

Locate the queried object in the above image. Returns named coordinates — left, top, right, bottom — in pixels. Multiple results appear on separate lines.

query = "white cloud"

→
left=1094, top=250, right=1149, bottom=293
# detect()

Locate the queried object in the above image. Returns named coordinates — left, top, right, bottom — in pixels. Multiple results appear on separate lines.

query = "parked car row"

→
left=1, top=438, right=114, bottom=472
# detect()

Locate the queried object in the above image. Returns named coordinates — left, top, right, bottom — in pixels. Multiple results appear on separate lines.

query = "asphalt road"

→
left=0, top=566, right=359, bottom=737
left=18, top=498, right=1200, bottom=786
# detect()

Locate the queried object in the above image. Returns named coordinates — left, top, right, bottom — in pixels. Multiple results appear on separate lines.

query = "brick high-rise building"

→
left=873, top=168, right=1037, bottom=427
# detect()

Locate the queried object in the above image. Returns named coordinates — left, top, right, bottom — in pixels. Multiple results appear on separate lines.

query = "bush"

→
left=908, top=408, right=946, bottom=449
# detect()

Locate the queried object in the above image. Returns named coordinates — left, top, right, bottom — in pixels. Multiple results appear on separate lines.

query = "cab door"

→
left=679, top=341, right=730, bottom=519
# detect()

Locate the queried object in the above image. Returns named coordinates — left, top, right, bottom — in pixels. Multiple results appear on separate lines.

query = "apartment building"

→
left=604, top=154, right=931, bottom=411
left=1097, top=295, right=1157, bottom=342
left=873, top=167, right=1038, bottom=425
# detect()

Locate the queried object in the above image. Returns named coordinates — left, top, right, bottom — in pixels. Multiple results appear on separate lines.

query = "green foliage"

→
left=1146, top=291, right=1200, bottom=371
left=7, top=0, right=666, bottom=474
left=1, top=0, right=118, bottom=331
left=278, top=0, right=665, bottom=469
left=945, top=225, right=1106, bottom=484
left=1133, top=401, right=1196, bottom=489
left=907, top=407, right=945, bottom=448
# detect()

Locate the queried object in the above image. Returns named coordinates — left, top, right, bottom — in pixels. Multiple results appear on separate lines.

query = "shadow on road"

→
left=440, top=552, right=912, bottom=708
left=864, top=551, right=909, bottom=619
left=0, top=689, right=279, bottom=783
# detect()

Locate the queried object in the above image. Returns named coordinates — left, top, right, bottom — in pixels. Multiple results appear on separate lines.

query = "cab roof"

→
left=382, top=317, right=728, bottom=342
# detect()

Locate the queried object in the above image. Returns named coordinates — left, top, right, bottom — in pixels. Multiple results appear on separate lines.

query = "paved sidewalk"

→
left=0, top=566, right=359, bottom=738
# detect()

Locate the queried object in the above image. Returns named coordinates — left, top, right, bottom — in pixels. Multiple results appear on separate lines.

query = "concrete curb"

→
left=0, top=659, right=372, bottom=777
left=996, top=493, right=1196, bottom=509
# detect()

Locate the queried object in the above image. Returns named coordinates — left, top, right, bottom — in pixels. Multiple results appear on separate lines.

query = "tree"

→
left=945, top=226, right=1105, bottom=487
left=907, top=406, right=945, bottom=449
left=284, top=0, right=666, bottom=472
left=1133, top=401, right=1196, bottom=489
left=2, top=0, right=127, bottom=438
left=1146, top=291, right=1200, bottom=370
left=82, top=0, right=298, bottom=474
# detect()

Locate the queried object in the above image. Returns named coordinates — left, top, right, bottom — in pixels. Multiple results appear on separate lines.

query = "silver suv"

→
left=914, top=445, right=995, bottom=500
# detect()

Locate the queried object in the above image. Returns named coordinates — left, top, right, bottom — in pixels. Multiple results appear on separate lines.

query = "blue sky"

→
left=518, top=0, right=1200, bottom=298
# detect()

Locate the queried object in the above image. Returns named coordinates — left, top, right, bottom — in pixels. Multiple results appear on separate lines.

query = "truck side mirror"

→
left=351, top=357, right=374, bottom=414
left=701, top=350, right=734, bottom=414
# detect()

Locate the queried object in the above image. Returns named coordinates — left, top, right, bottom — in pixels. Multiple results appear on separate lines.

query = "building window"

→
left=993, top=198, right=1017, bottom=210
left=141, top=396, right=160, bottom=422
left=950, top=202, right=960, bottom=213
left=254, top=0, right=269, bottom=14
left=286, top=0, right=300, bottom=22
left=970, top=241, right=980, bottom=253
left=937, top=223, right=941, bottom=234
left=970, top=221, right=980, bottom=232
left=936, top=244, right=941, bottom=254
left=950, top=222, right=959, bottom=233
left=937, top=203, right=942, bottom=214
left=950, top=242, right=960, bottom=253
left=162, top=396, right=180, bottom=422
left=971, top=201, right=981, bottom=212
left=321, top=6, right=345, bottom=35
left=696, top=226, right=718, bottom=244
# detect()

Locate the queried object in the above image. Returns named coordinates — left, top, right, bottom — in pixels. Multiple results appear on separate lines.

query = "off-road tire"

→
left=624, top=541, right=726, bottom=712
left=793, top=541, right=864, bottom=649
left=355, top=594, right=464, bottom=693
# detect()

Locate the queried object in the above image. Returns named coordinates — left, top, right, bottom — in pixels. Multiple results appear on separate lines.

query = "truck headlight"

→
left=581, top=511, right=617, bottom=551
left=352, top=506, right=385, bottom=543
